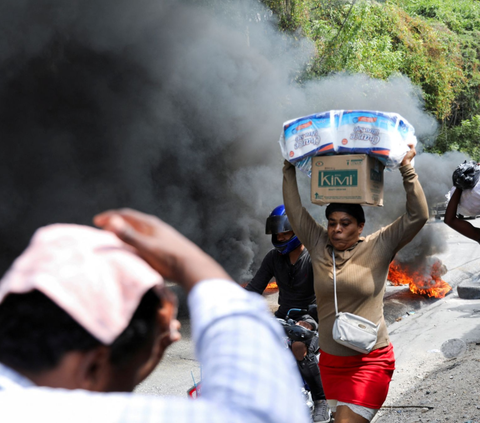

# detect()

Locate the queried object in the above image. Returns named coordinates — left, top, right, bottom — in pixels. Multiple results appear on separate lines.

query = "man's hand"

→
left=401, top=144, right=416, bottom=167
left=94, top=208, right=232, bottom=292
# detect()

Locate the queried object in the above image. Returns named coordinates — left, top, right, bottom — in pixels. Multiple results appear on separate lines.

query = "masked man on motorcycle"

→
left=245, top=205, right=331, bottom=423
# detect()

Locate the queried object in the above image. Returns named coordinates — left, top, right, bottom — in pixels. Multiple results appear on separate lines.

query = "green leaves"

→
left=262, top=0, right=480, bottom=157
left=297, top=1, right=464, bottom=120
left=430, top=116, right=480, bottom=161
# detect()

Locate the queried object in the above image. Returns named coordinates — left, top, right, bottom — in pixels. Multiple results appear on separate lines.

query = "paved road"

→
left=135, top=318, right=200, bottom=397
left=384, top=217, right=480, bottom=324
left=135, top=217, right=480, bottom=398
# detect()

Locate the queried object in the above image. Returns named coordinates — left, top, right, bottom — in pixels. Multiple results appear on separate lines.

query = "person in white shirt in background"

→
left=0, top=208, right=310, bottom=423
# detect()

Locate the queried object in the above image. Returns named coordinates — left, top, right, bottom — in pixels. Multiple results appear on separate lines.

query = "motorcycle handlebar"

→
left=285, top=308, right=307, bottom=320
left=278, top=308, right=318, bottom=343
left=285, top=304, right=318, bottom=321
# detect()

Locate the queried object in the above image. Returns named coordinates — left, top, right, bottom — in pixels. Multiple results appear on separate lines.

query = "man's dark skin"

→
left=444, top=186, right=480, bottom=241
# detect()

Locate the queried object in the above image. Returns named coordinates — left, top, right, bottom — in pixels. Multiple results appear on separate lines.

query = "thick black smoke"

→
left=0, top=0, right=448, bottom=282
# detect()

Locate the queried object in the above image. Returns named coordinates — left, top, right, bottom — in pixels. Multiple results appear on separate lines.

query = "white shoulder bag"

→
left=331, top=250, right=379, bottom=354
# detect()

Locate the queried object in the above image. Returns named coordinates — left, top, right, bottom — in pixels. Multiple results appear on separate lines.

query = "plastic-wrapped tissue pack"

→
left=279, top=110, right=417, bottom=176
left=279, top=112, right=336, bottom=161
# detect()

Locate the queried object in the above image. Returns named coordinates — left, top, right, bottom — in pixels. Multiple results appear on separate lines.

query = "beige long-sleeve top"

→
left=283, top=160, right=429, bottom=356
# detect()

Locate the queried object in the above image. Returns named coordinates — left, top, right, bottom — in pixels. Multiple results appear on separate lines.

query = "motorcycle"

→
left=188, top=307, right=330, bottom=421
left=277, top=307, right=322, bottom=421
left=187, top=309, right=317, bottom=406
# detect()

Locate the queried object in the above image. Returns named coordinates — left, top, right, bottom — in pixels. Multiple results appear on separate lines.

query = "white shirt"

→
left=0, top=279, right=310, bottom=423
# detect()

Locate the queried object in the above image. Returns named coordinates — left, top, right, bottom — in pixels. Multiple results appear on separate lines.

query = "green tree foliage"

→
left=262, top=0, right=480, bottom=157
left=396, top=0, right=480, bottom=125
left=295, top=0, right=464, bottom=120
left=394, top=0, right=480, bottom=156
left=302, top=1, right=405, bottom=79
left=263, top=0, right=301, bottom=31
left=431, top=116, right=480, bottom=161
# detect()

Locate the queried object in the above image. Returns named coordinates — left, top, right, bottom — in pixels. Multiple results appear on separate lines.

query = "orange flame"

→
left=264, top=280, right=279, bottom=295
left=240, top=280, right=278, bottom=294
left=388, top=258, right=451, bottom=299
left=266, top=281, right=278, bottom=290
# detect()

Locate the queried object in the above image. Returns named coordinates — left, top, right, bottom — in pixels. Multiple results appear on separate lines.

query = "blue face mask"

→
left=272, top=234, right=301, bottom=255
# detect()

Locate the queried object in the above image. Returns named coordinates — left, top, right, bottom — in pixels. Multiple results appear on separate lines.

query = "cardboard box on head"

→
left=311, top=154, right=384, bottom=206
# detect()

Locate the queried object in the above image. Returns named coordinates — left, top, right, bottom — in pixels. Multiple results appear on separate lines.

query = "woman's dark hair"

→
left=0, top=288, right=161, bottom=373
left=325, top=203, right=365, bottom=224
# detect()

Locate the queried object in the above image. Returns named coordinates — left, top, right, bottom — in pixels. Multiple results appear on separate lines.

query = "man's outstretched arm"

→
left=444, top=187, right=480, bottom=242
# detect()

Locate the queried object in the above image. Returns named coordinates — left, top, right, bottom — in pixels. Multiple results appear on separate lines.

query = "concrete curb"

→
left=444, top=260, right=480, bottom=299
left=458, top=279, right=480, bottom=299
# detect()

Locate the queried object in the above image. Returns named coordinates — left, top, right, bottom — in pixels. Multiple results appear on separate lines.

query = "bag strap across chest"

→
left=332, top=249, right=340, bottom=316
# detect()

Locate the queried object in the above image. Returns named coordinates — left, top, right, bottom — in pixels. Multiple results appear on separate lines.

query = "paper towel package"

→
left=279, top=110, right=416, bottom=175
left=279, top=112, right=336, bottom=163
left=311, top=154, right=384, bottom=206
left=335, top=110, right=416, bottom=168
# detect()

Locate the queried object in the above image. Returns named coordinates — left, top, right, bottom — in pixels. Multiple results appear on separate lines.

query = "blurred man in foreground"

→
left=0, top=209, right=310, bottom=423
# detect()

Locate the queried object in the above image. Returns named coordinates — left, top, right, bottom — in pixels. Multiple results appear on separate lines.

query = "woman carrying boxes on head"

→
left=282, top=144, right=428, bottom=423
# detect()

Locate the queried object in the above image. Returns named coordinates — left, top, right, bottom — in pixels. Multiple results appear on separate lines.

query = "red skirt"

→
left=319, top=344, right=395, bottom=409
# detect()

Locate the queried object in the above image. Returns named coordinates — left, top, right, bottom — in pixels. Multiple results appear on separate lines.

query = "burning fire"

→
left=240, top=280, right=278, bottom=294
left=266, top=281, right=278, bottom=290
left=388, top=257, right=452, bottom=298
left=264, top=280, right=278, bottom=294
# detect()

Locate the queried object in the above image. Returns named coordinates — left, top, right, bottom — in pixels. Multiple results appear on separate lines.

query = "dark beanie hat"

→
left=325, top=203, right=365, bottom=224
